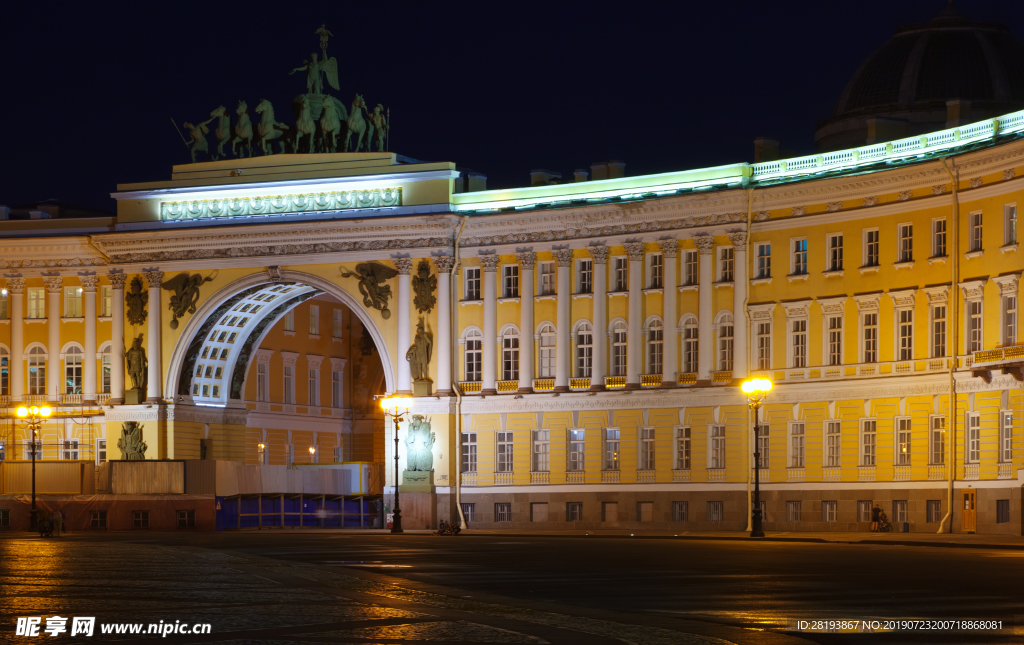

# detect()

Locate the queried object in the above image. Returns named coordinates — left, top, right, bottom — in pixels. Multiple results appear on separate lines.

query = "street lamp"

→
left=16, top=405, right=52, bottom=531
left=741, top=378, right=772, bottom=538
left=379, top=395, right=412, bottom=534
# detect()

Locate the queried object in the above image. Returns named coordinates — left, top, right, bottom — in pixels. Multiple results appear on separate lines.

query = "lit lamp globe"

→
left=16, top=406, right=28, bottom=418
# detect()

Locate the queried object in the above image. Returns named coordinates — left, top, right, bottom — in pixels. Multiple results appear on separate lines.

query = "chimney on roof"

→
left=466, top=172, right=487, bottom=192
left=530, top=169, right=562, bottom=186
left=753, top=138, right=780, bottom=163
left=590, top=161, right=626, bottom=181
left=29, top=209, right=50, bottom=220
left=574, top=169, right=589, bottom=182
left=946, top=99, right=972, bottom=128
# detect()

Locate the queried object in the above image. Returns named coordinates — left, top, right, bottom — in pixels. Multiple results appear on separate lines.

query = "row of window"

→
left=0, top=346, right=113, bottom=396
left=253, top=361, right=344, bottom=407
left=254, top=443, right=344, bottom=465
left=0, top=286, right=115, bottom=320
left=1, top=439, right=104, bottom=462
left=461, top=414, right=1014, bottom=474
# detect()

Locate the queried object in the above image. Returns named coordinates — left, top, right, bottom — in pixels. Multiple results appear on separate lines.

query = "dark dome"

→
left=815, top=2, right=1024, bottom=151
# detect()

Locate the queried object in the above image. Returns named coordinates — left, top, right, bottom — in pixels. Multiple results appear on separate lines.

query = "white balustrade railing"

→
left=672, top=469, right=690, bottom=483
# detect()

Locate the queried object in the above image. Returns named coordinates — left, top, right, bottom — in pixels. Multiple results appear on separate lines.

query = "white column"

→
left=624, top=242, right=644, bottom=389
left=394, top=258, right=412, bottom=394
left=659, top=239, right=678, bottom=386
left=7, top=277, right=25, bottom=400
left=516, top=251, right=536, bottom=393
left=480, top=253, right=500, bottom=395
left=552, top=249, right=574, bottom=392
left=433, top=255, right=455, bottom=395
left=590, top=244, right=609, bottom=390
left=144, top=270, right=163, bottom=402
left=108, top=271, right=126, bottom=404
left=81, top=275, right=98, bottom=402
left=729, top=232, right=749, bottom=379
left=44, top=275, right=62, bottom=399
left=694, top=234, right=715, bottom=381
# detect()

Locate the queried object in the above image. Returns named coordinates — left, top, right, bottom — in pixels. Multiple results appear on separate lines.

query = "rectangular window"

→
left=27, top=288, right=45, bottom=319
left=65, top=352, right=82, bottom=394
left=309, top=305, right=320, bottom=335
left=257, top=442, right=267, bottom=465
left=968, top=300, right=983, bottom=353
left=897, top=418, right=911, bottom=465
left=676, top=427, right=691, bottom=470
left=494, top=503, right=511, bottom=522
left=61, top=439, right=79, bottom=460
left=464, top=333, right=482, bottom=381
left=283, top=310, right=294, bottom=332
left=177, top=510, right=197, bottom=529
left=332, top=309, right=343, bottom=338
left=822, top=500, right=837, bottom=523
left=757, top=322, right=772, bottom=370
left=893, top=500, right=908, bottom=524
left=502, top=332, right=519, bottom=381
left=568, top=429, right=585, bottom=472
left=464, top=267, right=481, bottom=300
left=101, top=285, right=112, bottom=317
left=927, top=500, right=942, bottom=523
left=710, top=425, right=726, bottom=469
left=532, top=429, right=549, bottom=472
left=791, top=319, right=807, bottom=368
left=132, top=510, right=150, bottom=529
left=827, top=420, right=841, bottom=467
left=683, top=250, right=698, bottom=286
left=461, top=431, right=477, bottom=472
left=897, top=223, right=913, bottom=263
left=612, top=257, right=628, bottom=291
left=604, top=428, right=620, bottom=470
left=827, top=316, right=843, bottom=365
left=790, top=423, right=804, bottom=468
left=786, top=501, right=801, bottom=522
left=756, top=243, right=771, bottom=279
left=898, top=309, right=913, bottom=360
left=538, top=261, right=556, bottom=295
left=332, top=370, right=342, bottom=408
left=756, top=424, right=769, bottom=469
left=461, top=503, right=476, bottom=524
left=672, top=501, right=688, bottom=522
left=970, top=211, right=983, bottom=251
left=28, top=353, right=45, bottom=395
left=577, top=259, right=593, bottom=294
left=863, top=312, right=878, bottom=363
left=718, top=320, right=733, bottom=371
left=861, top=419, right=876, bottom=466
left=496, top=431, right=513, bottom=473
left=539, top=326, right=556, bottom=378
left=706, top=501, right=724, bottom=522
left=931, top=416, right=946, bottom=465
left=611, top=324, right=627, bottom=376
left=1001, top=411, right=1013, bottom=463
left=1006, top=204, right=1018, bottom=246
left=1003, top=295, right=1017, bottom=346
left=996, top=499, right=1010, bottom=524
left=827, top=233, right=843, bottom=271
left=64, top=287, right=83, bottom=318
left=102, top=352, right=111, bottom=393
left=648, top=324, right=663, bottom=375
left=308, top=368, right=319, bottom=406
left=640, top=427, right=655, bottom=471
left=858, top=500, right=873, bottom=523
left=932, top=305, right=947, bottom=357
left=792, top=238, right=807, bottom=275
left=502, top=265, right=519, bottom=298
left=648, top=254, right=663, bottom=289
left=682, top=321, right=697, bottom=373
left=257, top=363, right=268, bottom=402
left=90, top=510, right=107, bottom=529
left=96, top=439, right=106, bottom=465
left=719, top=247, right=734, bottom=282
left=283, top=366, right=294, bottom=404
left=864, top=229, right=879, bottom=267
left=967, top=412, right=980, bottom=463
left=933, top=218, right=947, bottom=257
left=566, top=502, right=583, bottom=522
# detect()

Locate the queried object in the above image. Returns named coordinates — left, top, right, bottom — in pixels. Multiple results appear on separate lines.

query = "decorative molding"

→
left=781, top=300, right=812, bottom=318
left=79, top=274, right=99, bottom=291
left=107, top=270, right=127, bottom=290
left=267, top=266, right=283, bottom=281
left=692, top=234, right=714, bottom=255
left=897, top=190, right=913, bottom=201
left=623, top=242, right=645, bottom=261
left=42, top=275, right=63, bottom=292
left=748, top=302, right=776, bottom=320
left=921, top=285, right=949, bottom=303
left=306, top=354, right=324, bottom=370
left=991, top=273, right=1020, bottom=295
left=852, top=293, right=882, bottom=311
left=159, top=187, right=402, bottom=221
left=657, top=239, right=678, bottom=258
left=931, top=185, right=947, bottom=196
left=515, top=251, right=537, bottom=270
left=552, top=248, right=575, bottom=266
left=280, top=350, right=300, bottom=367
left=862, top=196, right=878, bottom=207
left=959, top=279, right=986, bottom=299
left=432, top=255, right=456, bottom=273
left=589, top=244, right=610, bottom=264
left=825, top=201, right=842, bottom=212
left=887, top=288, right=916, bottom=308
left=5, top=276, right=26, bottom=293
left=329, top=357, right=348, bottom=371
left=753, top=211, right=770, bottom=221
left=478, top=252, right=501, bottom=272
left=969, top=178, right=983, bottom=189
left=143, top=270, right=163, bottom=288
left=726, top=231, right=747, bottom=247
left=392, top=257, right=413, bottom=274
left=255, top=348, right=273, bottom=363
left=817, top=296, right=846, bottom=315
left=1004, top=168, right=1016, bottom=181
left=791, top=205, right=807, bottom=217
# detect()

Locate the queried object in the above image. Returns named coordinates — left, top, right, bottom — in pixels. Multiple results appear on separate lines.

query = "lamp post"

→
left=16, top=405, right=52, bottom=531
left=379, top=395, right=411, bottom=534
left=741, top=378, right=772, bottom=538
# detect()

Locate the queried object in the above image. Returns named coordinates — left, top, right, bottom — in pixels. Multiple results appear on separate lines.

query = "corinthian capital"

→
left=515, top=251, right=536, bottom=270
left=478, top=252, right=501, bottom=272
left=589, top=244, right=609, bottom=264
left=42, top=275, right=63, bottom=292
left=143, top=270, right=163, bottom=288
left=79, top=274, right=99, bottom=291
left=727, top=231, right=748, bottom=247
left=657, top=239, right=678, bottom=258
left=5, top=276, right=25, bottom=293
left=432, top=255, right=456, bottom=274
left=393, top=257, right=413, bottom=275
left=623, top=242, right=645, bottom=262
left=107, top=270, right=128, bottom=290
left=552, top=249, right=575, bottom=267
left=692, top=234, right=715, bottom=255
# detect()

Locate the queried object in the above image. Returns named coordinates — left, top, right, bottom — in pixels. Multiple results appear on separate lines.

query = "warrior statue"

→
left=125, top=335, right=148, bottom=391
left=403, top=415, right=435, bottom=472
left=182, top=118, right=213, bottom=163
left=368, top=104, right=389, bottom=152
left=406, top=316, right=433, bottom=382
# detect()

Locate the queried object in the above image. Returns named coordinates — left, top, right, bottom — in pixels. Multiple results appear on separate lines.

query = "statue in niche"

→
left=406, top=316, right=433, bottom=382
left=125, top=277, right=147, bottom=326
left=411, top=259, right=436, bottom=314
left=341, top=262, right=399, bottom=319
left=162, top=273, right=213, bottom=329
left=125, top=335, right=148, bottom=392
left=403, top=415, right=435, bottom=472
left=118, top=422, right=148, bottom=460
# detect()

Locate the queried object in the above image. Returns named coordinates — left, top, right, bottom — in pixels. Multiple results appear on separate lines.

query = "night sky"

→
left=2, top=1, right=1022, bottom=213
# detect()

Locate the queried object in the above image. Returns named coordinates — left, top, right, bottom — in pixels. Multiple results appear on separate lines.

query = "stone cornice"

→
left=0, top=237, right=107, bottom=271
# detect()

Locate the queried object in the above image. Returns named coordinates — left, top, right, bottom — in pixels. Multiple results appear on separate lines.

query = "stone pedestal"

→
left=124, top=388, right=145, bottom=406
left=400, top=469, right=434, bottom=493
left=412, top=378, right=433, bottom=397
left=397, top=492, right=437, bottom=531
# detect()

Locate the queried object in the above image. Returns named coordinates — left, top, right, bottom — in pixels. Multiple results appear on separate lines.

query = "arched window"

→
left=717, top=313, right=734, bottom=372
left=575, top=323, right=593, bottom=378
left=65, top=346, right=83, bottom=394
left=682, top=316, right=698, bottom=374
left=611, top=321, right=628, bottom=376
left=28, top=346, right=46, bottom=395
left=464, top=329, right=482, bottom=382
left=100, top=345, right=112, bottom=393
left=0, top=347, right=8, bottom=397
left=538, top=324, right=556, bottom=378
left=647, top=320, right=663, bottom=375
left=502, top=327, right=520, bottom=381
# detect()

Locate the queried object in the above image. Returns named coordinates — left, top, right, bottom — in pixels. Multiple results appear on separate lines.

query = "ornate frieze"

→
left=826, top=201, right=842, bottom=212
left=992, top=274, right=1019, bottom=295
left=791, top=205, right=807, bottom=217
left=922, top=285, right=949, bottom=303
left=817, top=296, right=846, bottom=315
left=862, top=195, right=878, bottom=207
left=781, top=300, right=812, bottom=318
left=931, top=185, right=947, bottom=196
left=969, top=178, right=983, bottom=189
left=959, top=280, right=986, bottom=299
left=753, top=211, right=770, bottom=221
left=1004, top=168, right=1016, bottom=181
left=897, top=190, right=913, bottom=201
left=159, top=187, right=402, bottom=221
